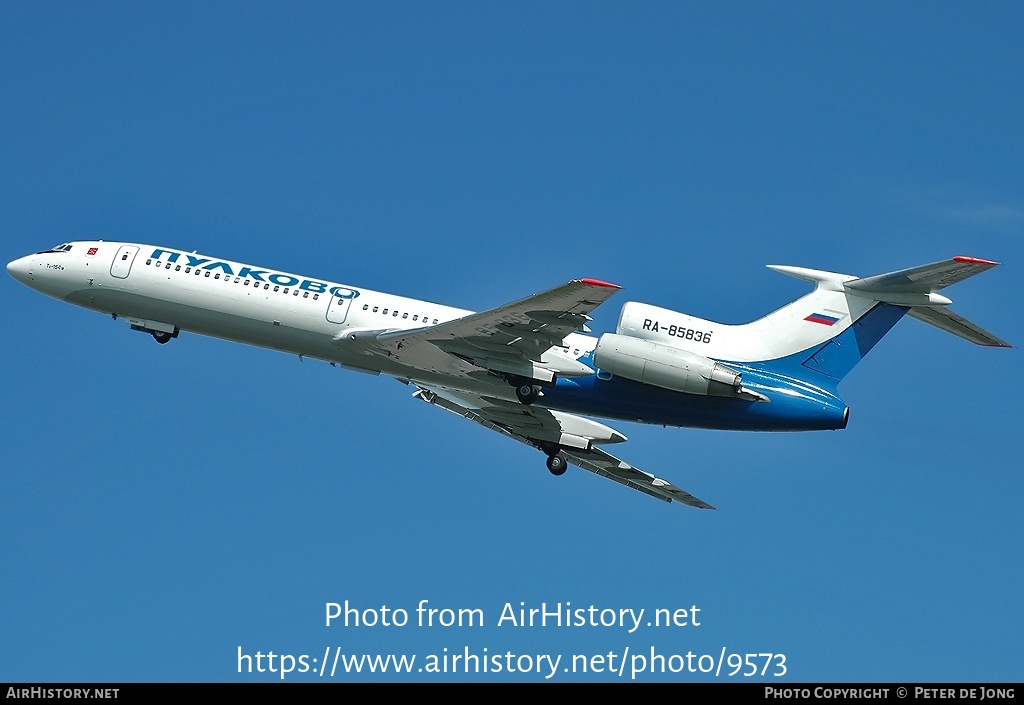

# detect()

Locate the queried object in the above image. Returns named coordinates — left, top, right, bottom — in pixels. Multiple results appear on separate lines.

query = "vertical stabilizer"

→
left=751, top=256, right=1008, bottom=386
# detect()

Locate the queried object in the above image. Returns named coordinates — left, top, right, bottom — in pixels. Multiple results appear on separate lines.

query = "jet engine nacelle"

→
left=594, top=333, right=746, bottom=398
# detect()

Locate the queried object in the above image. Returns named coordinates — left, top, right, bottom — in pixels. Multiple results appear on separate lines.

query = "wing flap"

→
left=412, top=387, right=715, bottom=509
left=372, top=279, right=620, bottom=380
left=560, top=447, right=716, bottom=508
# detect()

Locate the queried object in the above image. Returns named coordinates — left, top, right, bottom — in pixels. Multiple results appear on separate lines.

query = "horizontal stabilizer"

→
left=844, top=256, right=999, bottom=294
left=765, top=264, right=854, bottom=291
left=842, top=256, right=1010, bottom=348
left=907, top=307, right=1011, bottom=347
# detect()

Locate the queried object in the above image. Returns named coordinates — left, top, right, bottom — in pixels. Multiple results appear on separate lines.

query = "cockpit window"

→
left=38, top=243, right=73, bottom=254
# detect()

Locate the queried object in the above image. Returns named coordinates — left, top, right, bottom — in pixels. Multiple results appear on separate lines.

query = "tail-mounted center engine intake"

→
left=594, top=333, right=765, bottom=401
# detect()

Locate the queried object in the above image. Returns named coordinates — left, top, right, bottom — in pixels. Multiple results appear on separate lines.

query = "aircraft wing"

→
left=412, top=386, right=716, bottom=509
left=350, top=278, right=622, bottom=384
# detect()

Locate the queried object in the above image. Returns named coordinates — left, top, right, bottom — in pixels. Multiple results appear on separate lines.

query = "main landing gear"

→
left=539, top=441, right=567, bottom=476
left=506, top=375, right=543, bottom=405
left=546, top=453, right=567, bottom=476
left=129, top=322, right=179, bottom=344
left=515, top=382, right=541, bottom=405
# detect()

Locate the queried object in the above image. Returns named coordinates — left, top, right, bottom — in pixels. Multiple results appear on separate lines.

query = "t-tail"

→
left=613, top=256, right=1010, bottom=396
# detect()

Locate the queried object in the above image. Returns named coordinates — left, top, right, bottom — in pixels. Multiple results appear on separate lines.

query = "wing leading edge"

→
left=412, top=386, right=716, bottom=509
left=356, top=278, right=622, bottom=385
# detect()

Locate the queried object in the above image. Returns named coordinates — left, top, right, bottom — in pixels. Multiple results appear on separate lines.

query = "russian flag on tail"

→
left=804, top=312, right=840, bottom=326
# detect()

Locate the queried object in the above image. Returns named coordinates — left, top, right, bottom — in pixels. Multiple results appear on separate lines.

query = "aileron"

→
left=412, top=386, right=714, bottom=509
left=10, top=241, right=1007, bottom=510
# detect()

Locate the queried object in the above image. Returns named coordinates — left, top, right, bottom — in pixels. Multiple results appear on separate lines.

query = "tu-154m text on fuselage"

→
left=7, top=241, right=1010, bottom=508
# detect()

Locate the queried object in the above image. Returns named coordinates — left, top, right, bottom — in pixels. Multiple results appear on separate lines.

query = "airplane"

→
left=7, top=241, right=1011, bottom=509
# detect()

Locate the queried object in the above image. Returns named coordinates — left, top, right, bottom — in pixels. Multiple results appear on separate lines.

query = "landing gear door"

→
left=326, top=287, right=358, bottom=324
left=110, top=245, right=139, bottom=279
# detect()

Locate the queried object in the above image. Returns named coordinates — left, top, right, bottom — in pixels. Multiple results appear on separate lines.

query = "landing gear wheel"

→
left=152, top=331, right=172, bottom=344
left=515, top=383, right=540, bottom=405
left=546, top=453, right=567, bottom=476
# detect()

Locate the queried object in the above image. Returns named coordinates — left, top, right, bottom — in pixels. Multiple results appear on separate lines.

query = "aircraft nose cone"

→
left=7, top=255, right=33, bottom=284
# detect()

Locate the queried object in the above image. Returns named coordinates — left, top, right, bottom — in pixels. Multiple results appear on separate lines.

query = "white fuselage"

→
left=7, top=241, right=596, bottom=398
left=11, top=240, right=1001, bottom=507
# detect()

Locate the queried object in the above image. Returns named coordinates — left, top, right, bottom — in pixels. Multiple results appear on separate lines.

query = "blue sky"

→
left=2, top=2, right=1021, bottom=683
